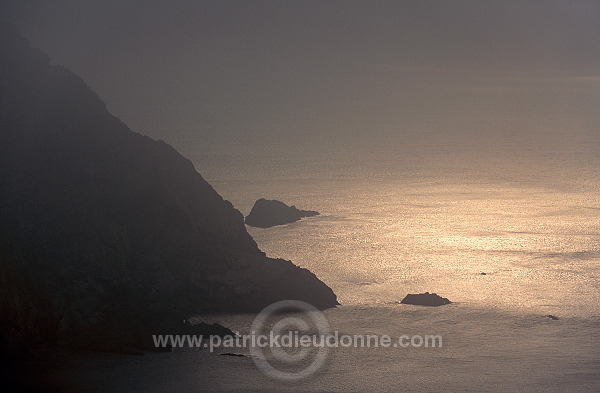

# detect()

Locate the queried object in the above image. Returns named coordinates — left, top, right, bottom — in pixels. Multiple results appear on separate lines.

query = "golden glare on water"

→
left=244, top=180, right=600, bottom=318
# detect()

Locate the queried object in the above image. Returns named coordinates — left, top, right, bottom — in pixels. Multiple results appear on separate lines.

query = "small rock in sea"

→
left=244, top=198, right=319, bottom=228
left=182, top=320, right=238, bottom=337
left=546, top=315, right=559, bottom=320
left=400, top=292, right=451, bottom=307
left=219, top=353, right=247, bottom=357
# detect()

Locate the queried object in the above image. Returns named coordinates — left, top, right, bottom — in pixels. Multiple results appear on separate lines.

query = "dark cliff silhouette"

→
left=0, top=24, right=337, bottom=356
left=245, top=198, right=319, bottom=228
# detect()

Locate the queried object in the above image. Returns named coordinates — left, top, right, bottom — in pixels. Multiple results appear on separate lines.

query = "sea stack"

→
left=400, top=292, right=452, bottom=307
left=245, top=198, right=319, bottom=228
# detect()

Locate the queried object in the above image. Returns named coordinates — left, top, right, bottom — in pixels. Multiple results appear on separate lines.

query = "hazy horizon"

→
left=3, top=1, right=599, bottom=162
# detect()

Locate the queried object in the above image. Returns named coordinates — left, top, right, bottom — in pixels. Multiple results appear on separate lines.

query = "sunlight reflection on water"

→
left=231, top=178, right=600, bottom=317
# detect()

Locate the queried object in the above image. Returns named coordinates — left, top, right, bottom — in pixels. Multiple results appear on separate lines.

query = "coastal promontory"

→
left=0, top=24, right=338, bottom=355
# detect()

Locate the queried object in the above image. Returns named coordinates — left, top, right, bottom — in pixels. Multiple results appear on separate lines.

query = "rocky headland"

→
left=0, top=24, right=338, bottom=357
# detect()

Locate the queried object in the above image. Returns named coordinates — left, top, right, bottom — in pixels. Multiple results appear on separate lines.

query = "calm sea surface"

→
left=62, top=122, right=599, bottom=392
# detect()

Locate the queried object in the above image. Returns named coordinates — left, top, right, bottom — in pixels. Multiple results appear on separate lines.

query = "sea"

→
left=55, top=116, right=599, bottom=392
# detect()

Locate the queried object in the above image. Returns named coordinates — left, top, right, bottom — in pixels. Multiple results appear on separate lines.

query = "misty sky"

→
left=2, top=0, right=600, bottom=152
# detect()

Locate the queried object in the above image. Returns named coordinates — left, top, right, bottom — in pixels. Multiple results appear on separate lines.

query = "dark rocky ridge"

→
left=0, top=24, right=338, bottom=355
left=245, top=198, right=319, bottom=228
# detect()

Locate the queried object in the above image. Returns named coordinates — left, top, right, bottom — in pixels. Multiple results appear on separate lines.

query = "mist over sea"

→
left=4, top=2, right=599, bottom=391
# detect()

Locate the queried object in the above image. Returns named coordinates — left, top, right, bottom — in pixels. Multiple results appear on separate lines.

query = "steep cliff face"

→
left=0, top=24, right=337, bottom=352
